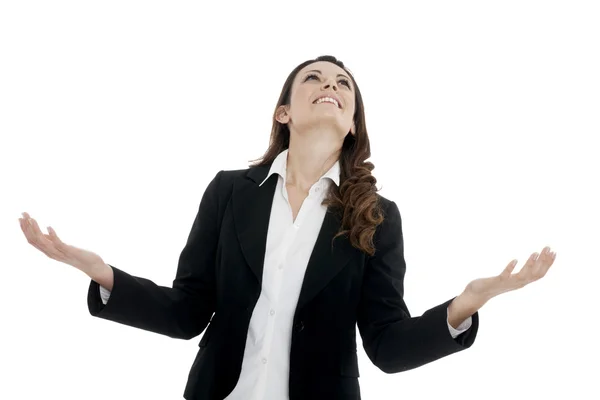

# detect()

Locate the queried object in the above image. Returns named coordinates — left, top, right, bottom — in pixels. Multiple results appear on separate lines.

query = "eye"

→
left=303, top=73, right=351, bottom=89
left=304, top=73, right=319, bottom=82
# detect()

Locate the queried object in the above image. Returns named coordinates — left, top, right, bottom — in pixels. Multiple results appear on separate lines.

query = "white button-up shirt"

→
left=99, top=149, right=471, bottom=400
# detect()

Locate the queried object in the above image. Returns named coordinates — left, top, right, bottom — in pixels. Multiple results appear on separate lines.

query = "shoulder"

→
left=206, top=164, right=271, bottom=194
left=218, top=167, right=252, bottom=183
left=375, top=193, right=400, bottom=218
left=218, top=163, right=271, bottom=185
left=373, top=193, right=403, bottom=241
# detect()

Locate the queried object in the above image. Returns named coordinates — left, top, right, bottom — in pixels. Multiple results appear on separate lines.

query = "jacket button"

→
left=295, top=321, right=305, bottom=332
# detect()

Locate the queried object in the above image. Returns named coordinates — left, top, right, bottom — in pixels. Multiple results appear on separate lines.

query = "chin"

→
left=314, top=118, right=344, bottom=130
left=293, top=114, right=347, bottom=133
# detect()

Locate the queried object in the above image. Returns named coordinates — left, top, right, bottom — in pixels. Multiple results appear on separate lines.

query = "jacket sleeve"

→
left=87, top=170, right=224, bottom=340
left=357, top=200, right=479, bottom=373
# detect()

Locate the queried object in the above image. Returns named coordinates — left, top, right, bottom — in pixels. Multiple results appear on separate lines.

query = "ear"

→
left=350, top=121, right=356, bottom=135
left=275, top=105, right=290, bottom=124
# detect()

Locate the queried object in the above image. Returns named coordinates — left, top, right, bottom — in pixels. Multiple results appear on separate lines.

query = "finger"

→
left=47, top=226, right=60, bottom=242
left=28, top=218, right=64, bottom=260
left=28, top=218, right=49, bottom=247
left=21, top=217, right=45, bottom=252
left=47, top=226, right=69, bottom=254
left=22, top=212, right=36, bottom=232
left=516, top=252, right=539, bottom=281
left=29, top=217, right=44, bottom=236
left=526, top=247, right=555, bottom=282
left=535, top=247, right=556, bottom=278
left=545, top=247, right=556, bottom=261
left=20, top=215, right=38, bottom=244
left=19, top=217, right=26, bottom=232
left=532, top=248, right=549, bottom=278
left=19, top=218, right=36, bottom=245
left=525, top=252, right=539, bottom=268
left=501, top=259, right=518, bottom=277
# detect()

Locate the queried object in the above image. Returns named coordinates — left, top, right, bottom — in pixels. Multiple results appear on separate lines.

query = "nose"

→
left=321, top=77, right=338, bottom=91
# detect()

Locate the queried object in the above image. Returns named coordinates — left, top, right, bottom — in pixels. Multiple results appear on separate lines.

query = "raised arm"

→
left=357, top=200, right=478, bottom=374
left=86, top=170, right=224, bottom=340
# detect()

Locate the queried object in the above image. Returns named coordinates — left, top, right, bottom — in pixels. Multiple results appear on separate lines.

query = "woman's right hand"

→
left=19, top=212, right=110, bottom=280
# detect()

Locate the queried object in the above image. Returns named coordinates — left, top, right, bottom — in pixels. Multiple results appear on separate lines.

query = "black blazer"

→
left=87, top=164, right=479, bottom=400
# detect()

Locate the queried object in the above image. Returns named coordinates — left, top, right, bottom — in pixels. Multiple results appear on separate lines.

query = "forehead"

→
left=296, top=61, right=349, bottom=79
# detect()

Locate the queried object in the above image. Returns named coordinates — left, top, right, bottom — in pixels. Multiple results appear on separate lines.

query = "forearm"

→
left=87, top=265, right=213, bottom=339
left=361, top=297, right=479, bottom=373
left=447, top=290, right=487, bottom=329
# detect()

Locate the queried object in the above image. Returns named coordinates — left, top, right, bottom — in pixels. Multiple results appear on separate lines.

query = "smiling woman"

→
left=252, top=56, right=383, bottom=257
left=19, top=54, right=556, bottom=400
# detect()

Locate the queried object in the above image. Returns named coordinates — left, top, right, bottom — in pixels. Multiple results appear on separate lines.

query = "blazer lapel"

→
left=232, top=163, right=360, bottom=310
left=232, top=165, right=276, bottom=284
left=295, top=207, right=360, bottom=313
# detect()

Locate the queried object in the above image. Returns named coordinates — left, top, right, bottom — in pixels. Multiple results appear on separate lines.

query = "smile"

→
left=313, top=96, right=340, bottom=108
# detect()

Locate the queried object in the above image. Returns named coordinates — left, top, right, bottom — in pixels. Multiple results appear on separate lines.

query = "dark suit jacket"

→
left=87, top=164, right=479, bottom=400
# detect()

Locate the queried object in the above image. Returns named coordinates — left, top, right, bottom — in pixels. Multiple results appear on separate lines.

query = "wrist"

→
left=88, top=263, right=113, bottom=288
left=447, top=290, right=487, bottom=329
left=460, top=289, right=491, bottom=309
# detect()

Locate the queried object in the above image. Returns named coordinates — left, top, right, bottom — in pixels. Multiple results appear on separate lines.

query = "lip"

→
left=313, top=93, right=342, bottom=109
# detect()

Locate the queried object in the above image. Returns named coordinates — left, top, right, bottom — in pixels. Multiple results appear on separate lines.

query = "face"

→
left=276, top=61, right=356, bottom=139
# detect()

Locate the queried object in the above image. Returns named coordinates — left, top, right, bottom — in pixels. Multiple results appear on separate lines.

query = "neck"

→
left=286, top=128, right=342, bottom=192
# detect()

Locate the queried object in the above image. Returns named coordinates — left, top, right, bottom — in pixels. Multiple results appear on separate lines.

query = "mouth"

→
left=313, top=95, right=341, bottom=109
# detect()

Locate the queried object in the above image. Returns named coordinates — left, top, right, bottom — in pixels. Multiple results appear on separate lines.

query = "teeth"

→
left=314, top=97, right=339, bottom=108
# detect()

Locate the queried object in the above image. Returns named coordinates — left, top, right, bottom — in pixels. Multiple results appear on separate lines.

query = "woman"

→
left=19, top=55, right=556, bottom=400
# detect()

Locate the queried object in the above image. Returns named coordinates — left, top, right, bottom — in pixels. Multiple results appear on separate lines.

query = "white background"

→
left=1, top=1, right=599, bottom=399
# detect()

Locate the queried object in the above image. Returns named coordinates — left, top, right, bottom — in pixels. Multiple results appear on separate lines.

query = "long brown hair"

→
left=250, top=55, right=383, bottom=256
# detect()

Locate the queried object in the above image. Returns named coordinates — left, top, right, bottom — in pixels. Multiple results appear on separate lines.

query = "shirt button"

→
left=293, top=223, right=299, bottom=229
left=270, top=309, right=275, bottom=316
left=278, top=264, right=283, bottom=270
left=262, top=357, right=267, bottom=364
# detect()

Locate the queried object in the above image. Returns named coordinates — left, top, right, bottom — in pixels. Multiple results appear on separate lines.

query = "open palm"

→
left=19, top=212, right=106, bottom=274
left=466, top=246, right=557, bottom=301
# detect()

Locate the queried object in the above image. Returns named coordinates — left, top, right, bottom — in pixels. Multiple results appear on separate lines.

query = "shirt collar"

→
left=259, top=149, right=341, bottom=187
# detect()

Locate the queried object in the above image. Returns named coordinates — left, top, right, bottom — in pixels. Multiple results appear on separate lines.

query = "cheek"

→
left=289, top=92, right=309, bottom=113
left=345, top=103, right=356, bottom=120
left=343, top=95, right=356, bottom=113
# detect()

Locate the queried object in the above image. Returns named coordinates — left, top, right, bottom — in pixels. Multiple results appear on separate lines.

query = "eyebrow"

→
left=304, top=69, right=352, bottom=85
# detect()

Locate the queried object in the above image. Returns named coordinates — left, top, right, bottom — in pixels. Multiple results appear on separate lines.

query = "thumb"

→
left=502, top=259, right=518, bottom=277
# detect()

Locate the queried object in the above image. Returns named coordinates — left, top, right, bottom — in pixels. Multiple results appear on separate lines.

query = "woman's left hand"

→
left=465, top=246, right=557, bottom=302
